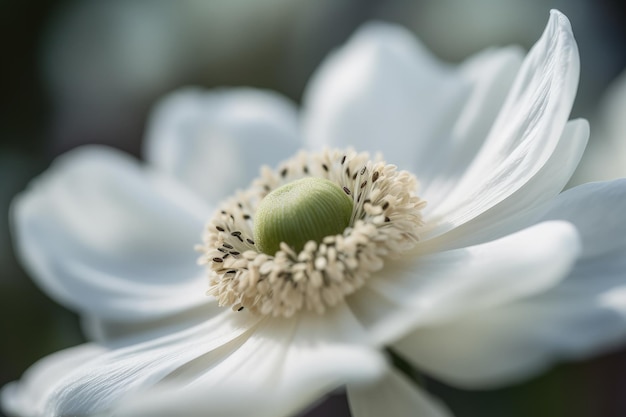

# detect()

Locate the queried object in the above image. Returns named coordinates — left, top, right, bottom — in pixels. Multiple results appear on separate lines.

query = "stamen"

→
left=199, top=149, right=426, bottom=318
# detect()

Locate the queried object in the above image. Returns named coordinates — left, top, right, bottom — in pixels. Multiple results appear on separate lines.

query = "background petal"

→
left=542, top=179, right=626, bottom=258
left=12, top=146, right=211, bottom=322
left=347, top=368, right=453, bottom=417
left=144, top=87, right=301, bottom=203
left=348, top=221, right=580, bottom=345
left=301, top=21, right=469, bottom=170
left=302, top=22, right=526, bottom=179
left=573, top=69, right=626, bottom=184
left=391, top=180, right=626, bottom=389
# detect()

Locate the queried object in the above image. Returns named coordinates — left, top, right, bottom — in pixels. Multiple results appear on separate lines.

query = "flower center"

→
left=198, top=149, right=426, bottom=317
left=253, top=177, right=354, bottom=255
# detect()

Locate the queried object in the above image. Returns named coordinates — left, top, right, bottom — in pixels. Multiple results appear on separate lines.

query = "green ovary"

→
left=253, top=177, right=354, bottom=255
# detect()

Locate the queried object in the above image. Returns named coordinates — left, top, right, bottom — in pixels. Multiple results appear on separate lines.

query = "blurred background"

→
left=1, top=1, right=626, bottom=416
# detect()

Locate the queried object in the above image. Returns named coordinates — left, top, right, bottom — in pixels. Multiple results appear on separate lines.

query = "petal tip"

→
left=545, top=9, right=577, bottom=58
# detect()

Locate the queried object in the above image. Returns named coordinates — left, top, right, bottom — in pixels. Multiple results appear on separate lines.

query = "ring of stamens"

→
left=198, top=149, right=426, bottom=317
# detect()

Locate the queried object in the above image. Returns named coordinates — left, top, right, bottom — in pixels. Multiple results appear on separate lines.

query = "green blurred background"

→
left=1, top=1, right=626, bottom=416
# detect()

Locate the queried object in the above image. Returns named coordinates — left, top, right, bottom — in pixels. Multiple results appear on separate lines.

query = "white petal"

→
left=301, top=21, right=468, bottom=171
left=176, top=306, right=385, bottom=412
left=12, top=146, right=211, bottom=322
left=41, top=306, right=385, bottom=417
left=144, top=88, right=301, bottom=202
left=573, top=70, right=626, bottom=183
left=392, top=180, right=626, bottom=389
left=347, top=368, right=452, bottom=417
left=1, top=344, right=106, bottom=417
left=303, top=21, right=526, bottom=179
left=531, top=180, right=626, bottom=355
left=420, top=118, right=588, bottom=252
left=392, top=278, right=626, bottom=389
left=115, top=330, right=384, bottom=417
left=391, top=300, right=562, bottom=389
left=542, top=179, right=626, bottom=258
left=423, top=10, right=580, bottom=238
left=27, top=310, right=261, bottom=416
left=348, top=221, right=581, bottom=344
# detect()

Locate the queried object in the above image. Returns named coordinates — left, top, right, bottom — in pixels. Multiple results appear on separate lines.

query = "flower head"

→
left=4, top=9, right=626, bottom=417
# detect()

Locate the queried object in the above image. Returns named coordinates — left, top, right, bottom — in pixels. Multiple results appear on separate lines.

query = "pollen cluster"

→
left=198, top=149, right=426, bottom=317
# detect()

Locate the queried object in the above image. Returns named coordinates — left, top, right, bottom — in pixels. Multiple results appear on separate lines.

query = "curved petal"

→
left=144, top=88, right=301, bottom=203
left=20, top=305, right=383, bottom=417
left=419, top=118, right=588, bottom=253
left=347, top=368, right=452, bottom=417
left=301, top=21, right=467, bottom=171
left=14, top=310, right=261, bottom=416
left=392, top=180, right=626, bottom=389
left=423, top=10, right=580, bottom=238
left=347, top=221, right=581, bottom=345
left=1, top=344, right=106, bottom=417
left=114, top=305, right=386, bottom=417
left=12, top=146, right=211, bottom=322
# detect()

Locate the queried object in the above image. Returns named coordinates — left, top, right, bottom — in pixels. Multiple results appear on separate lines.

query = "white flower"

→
left=4, top=9, right=626, bottom=417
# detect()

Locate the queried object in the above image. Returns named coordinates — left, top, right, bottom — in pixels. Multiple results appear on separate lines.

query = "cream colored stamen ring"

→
left=198, top=149, right=426, bottom=318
